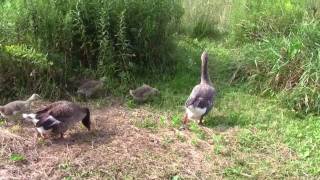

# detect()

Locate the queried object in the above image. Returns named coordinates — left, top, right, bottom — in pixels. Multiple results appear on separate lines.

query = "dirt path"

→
left=0, top=100, right=239, bottom=179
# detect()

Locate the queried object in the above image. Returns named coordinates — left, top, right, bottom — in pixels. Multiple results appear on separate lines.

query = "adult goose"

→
left=22, top=101, right=90, bottom=139
left=0, top=94, right=41, bottom=118
left=181, top=51, right=216, bottom=129
left=129, top=84, right=159, bottom=102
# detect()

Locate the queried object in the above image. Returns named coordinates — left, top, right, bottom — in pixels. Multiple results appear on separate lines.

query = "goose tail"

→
left=82, top=108, right=91, bottom=130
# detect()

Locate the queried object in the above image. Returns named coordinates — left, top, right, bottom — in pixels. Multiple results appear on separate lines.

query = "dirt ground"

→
left=0, top=99, right=292, bottom=179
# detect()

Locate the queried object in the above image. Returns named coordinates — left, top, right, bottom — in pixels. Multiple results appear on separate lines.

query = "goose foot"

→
left=198, top=117, right=204, bottom=126
left=179, top=125, right=187, bottom=131
left=41, top=133, right=49, bottom=139
left=180, top=113, right=189, bottom=131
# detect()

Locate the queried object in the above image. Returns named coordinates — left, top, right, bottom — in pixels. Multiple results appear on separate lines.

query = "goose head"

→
left=28, top=94, right=41, bottom=102
left=31, top=94, right=41, bottom=100
left=151, top=88, right=160, bottom=95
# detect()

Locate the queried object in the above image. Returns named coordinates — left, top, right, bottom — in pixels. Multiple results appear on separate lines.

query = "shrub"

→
left=231, top=0, right=320, bottom=114
left=0, top=0, right=183, bottom=98
left=180, top=0, right=231, bottom=38
left=0, top=44, right=63, bottom=99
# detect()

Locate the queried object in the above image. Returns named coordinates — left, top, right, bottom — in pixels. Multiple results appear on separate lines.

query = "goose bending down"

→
left=22, top=101, right=90, bottom=139
left=182, top=51, right=216, bottom=129
left=129, top=84, right=160, bottom=102
left=0, top=94, right=41, bottom=118
left=77, top=78, right=105, bottom=98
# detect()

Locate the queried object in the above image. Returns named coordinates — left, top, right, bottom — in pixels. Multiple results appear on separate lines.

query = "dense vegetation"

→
left=1, top=0, right=318, bottom=114
left=0, top=0, right=182, bottom=98
left=229, top=0, right=320, bottom=115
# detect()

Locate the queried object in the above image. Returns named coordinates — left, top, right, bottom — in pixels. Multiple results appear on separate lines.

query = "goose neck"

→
left=200, top=58, right=210, bottom=84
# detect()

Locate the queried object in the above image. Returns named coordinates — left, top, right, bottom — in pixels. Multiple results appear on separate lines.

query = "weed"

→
left=191, top=138, right=200, bottom=148
left=189, top=122, right=206, bottom=140
left=9, top=153, right=25, bottom=162
left=171, top=115, right=182, bottom=127
left=135, top=118, right=158, bottom=131
left=0, top=118, right=6, bottom=126
left=59, top=162, right=72, bottom=171
left=171, top=175, right=182, bottom=180
left=212, top=134, right=225, bottom=154
left=176, top=132, right=186, bottom=142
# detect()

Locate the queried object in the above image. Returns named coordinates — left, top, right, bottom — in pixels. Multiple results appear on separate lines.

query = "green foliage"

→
left=229, top=0, right=320, bottom=114
left=0, top=0, right=183, bottom=98
left=189, top=122, right=206, bottom=139
left=171, top=115, right=182, bottom=127
left=9, top=153, right=25, bottom=162
left=180, top=0, right=230, bottom=38
left=230, top=0, right=305, bottom=42
left=0, top=44, right=63, bottom=99
left=135, top=118, right=158, bottom=131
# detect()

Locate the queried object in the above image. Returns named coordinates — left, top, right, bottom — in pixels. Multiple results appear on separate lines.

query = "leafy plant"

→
left=9, top=153, right=25, bottom=162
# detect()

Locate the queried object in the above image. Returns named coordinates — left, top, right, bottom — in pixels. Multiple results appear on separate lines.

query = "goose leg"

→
left=41, top=133, right=49, bottom=139
left=60, top=133, right=64, bottom=139
left=183, top=113, right=189, bottom=124
left=33, top=131, right=39, bottom=145
left=199, top=116, right=204, bottom=125
left=179, top=113, right=188, bottom=130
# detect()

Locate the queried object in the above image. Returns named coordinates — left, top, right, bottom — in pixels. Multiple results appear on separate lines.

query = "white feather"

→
left=47, top=115, right=61, bottom=125
left=186, top=106, right=207, bottom=120
left=0, top=111, right=5, bottom=117
left=22, top=113, right=39, bottom=125
left=36, top=126, right=51, bottom=135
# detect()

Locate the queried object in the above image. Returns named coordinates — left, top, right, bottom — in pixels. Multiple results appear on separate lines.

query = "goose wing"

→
left=132, top=85, right=153, bottom=97
left=47, top=102, right=76, bottom=122
left=35, top=101, right=66, bottom=114
left=79, top=80, right=101, bottom=90
left=185, top=85, right=215, bottom=111
left=36, top=101, right=74, bottom=122
left=36, top=116, right=61, bottom=130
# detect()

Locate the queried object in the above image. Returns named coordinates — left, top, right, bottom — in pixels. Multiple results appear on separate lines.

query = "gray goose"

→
left=182, top=51, right=216, bottom=129
left=129, top=84, right=160, bottom=102
left=77, top=78, right=104, bottom=98
left=0, top=94, right=41, bottom=118
left=22, top=101, right=90, bottom=139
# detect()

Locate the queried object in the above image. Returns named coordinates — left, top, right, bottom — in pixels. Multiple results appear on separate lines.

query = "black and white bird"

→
left=182, top=51, right=216, bottom=129
left=22, top=101, right=90, bottom=139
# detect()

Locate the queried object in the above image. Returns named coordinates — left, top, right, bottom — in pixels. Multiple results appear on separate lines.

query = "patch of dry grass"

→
left=0, top=99, right=301, bottom=179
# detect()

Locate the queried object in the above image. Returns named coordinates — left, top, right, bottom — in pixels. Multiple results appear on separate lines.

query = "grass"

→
left=134, top=36, right=320, bottom=177
left=0, top=34, right=319, bottom=178
left=9, top=153, right=25, bottom=162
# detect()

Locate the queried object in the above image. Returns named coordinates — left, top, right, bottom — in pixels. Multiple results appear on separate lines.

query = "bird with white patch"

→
left=181, top=51, right=216, bottom=130
left=22, top=101, right=91, bottom=139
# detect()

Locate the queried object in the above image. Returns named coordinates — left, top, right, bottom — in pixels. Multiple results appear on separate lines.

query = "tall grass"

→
left=180, top=0, right=231, bottom=38
left=229, top=0, right=320, bottom=114
left=0, top=0, right=182, bottom=99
